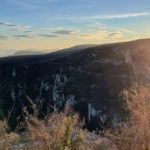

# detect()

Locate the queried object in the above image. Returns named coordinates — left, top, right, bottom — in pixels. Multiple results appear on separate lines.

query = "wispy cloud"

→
left=79, top=31, right=122, bottom=40
left=44, top=27, right=64, bottom=30
left=107, top=32, right=120, bottom=37
left=118, top=28, right=138, bottom=35
left=38, top=34, right=58, bottom=38
left=23, top=30, right=33, bottom=33
left=55, top=12, right=149, bottom=20
left=13, top=34, right=31, bottom=39
left=0, top=21, right=31, bottom=28
left=77, top=34, right=92, bottom=37
left=52, top=29, right=78, bottom=35
left=9, top=28, right=33, bottom=33
left=145, top=8, right=150, bottom=10
left=86, top=12, right=149, bottom=19
left=0, top=34, right=8, bottom=40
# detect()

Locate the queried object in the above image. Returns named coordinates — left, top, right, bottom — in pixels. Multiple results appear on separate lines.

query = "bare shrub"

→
left=21, top=104, right=84, bottom=150
left=0, top=120, right=22, bottom=150
left=105, top=85, right=150, bottom=150
left=2, top=85, right=150, bottom=150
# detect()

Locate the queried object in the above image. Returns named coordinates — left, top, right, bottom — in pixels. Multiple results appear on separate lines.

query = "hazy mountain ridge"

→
left=0, top=38, right=150, bottom=130
left=0, top=44, right=95, bottom=58
left=13, top=50, right=47, bottom=56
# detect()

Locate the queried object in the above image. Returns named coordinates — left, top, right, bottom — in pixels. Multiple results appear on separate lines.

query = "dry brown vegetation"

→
left=1, top=85, right=150, bottom=150
left=0, top=106, right=116, bottom=150
left=23, top=106, right=84, bottom=150
left=105, top=85, right=150, bottom=150
left=0, top=105, right=85, bottom=150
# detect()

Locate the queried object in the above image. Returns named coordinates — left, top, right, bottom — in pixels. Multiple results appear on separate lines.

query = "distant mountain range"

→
left=13, top=50, right=47, bottom=56
left=0, top=38, right=150, bottom=130
left=0, top=45, right=95, bottom=58
left=0, top=49, right=48, bottom=57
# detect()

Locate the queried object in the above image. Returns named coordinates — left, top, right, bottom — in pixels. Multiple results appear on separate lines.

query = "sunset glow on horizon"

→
left=0, top=0, right=150, bottom=51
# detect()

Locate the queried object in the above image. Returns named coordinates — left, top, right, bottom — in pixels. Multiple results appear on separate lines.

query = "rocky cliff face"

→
left=0, top=39, right=150, bottom=130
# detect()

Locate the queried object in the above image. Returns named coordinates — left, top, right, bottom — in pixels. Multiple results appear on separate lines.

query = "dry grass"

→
left=1, top=85, right=150, bottom=150
left=0, top=120, right=27, bottom=150
left=0, top=105, right=117, bottom=150
left=105, top=85, right=150, bottom=150
left=79, top=138, right=118, bottom=150
left=22, top=106, right=84, bottom=150
left=0, top=105, right=85, bottom=150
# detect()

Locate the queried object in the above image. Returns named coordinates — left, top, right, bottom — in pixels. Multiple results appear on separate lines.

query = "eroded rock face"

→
left=0, top=39, right=150, bottom=130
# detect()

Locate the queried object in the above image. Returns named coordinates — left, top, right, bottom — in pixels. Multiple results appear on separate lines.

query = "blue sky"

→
left=0, top=0, right=150, bottom=51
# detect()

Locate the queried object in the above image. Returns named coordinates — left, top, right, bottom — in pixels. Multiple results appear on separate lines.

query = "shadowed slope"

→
left=0, top=38, right=150, bottom=130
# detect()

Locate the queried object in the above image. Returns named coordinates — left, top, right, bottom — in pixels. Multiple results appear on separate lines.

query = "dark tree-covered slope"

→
left=0, top=38, right=150, bottom=130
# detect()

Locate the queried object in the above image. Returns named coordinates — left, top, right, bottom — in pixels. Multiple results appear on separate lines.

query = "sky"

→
left=0, top=0, right=150, bottom=52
